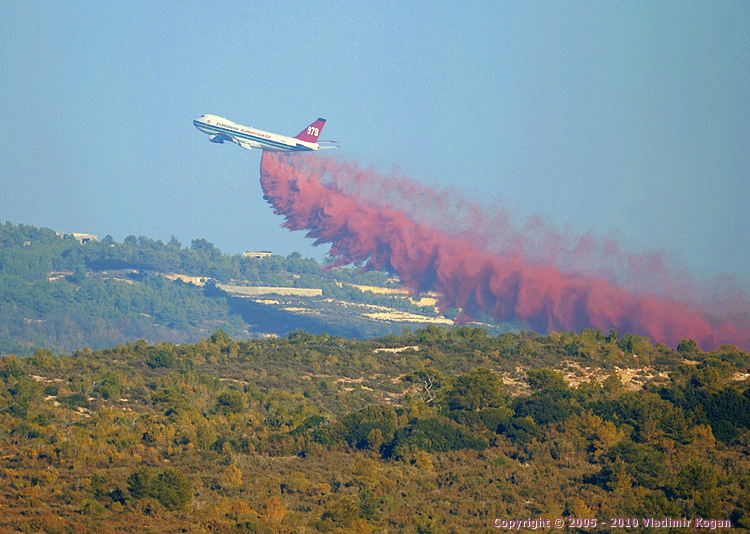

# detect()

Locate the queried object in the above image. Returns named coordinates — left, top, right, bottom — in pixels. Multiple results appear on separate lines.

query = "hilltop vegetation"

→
left=1, top=326, right=749, bottom=533
left=0, top=222, right=477, bottom=355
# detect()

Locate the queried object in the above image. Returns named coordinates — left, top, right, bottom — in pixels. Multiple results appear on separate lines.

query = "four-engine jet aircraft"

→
left=193, top=114, right=337, bottom=152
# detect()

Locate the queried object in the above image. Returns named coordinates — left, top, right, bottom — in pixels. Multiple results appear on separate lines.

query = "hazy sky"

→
left=1, top=1, right=748, bottom=284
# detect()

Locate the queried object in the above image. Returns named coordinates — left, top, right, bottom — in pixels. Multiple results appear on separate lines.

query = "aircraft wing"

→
left=234, top=137, right=256, bottom=151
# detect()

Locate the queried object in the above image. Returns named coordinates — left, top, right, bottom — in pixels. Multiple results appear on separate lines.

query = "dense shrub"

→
left=127, top=466, right=192, bottom=510
left=384, top=417, right=489, bottom=458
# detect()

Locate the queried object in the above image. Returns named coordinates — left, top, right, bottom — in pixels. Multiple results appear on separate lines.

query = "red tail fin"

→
left=294, top=118, right=326, bottom=143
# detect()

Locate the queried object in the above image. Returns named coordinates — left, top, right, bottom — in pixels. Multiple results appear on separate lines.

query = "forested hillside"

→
left=0, top=222, right=471, bottom=354
left=1, top=326, right=749, bottom=533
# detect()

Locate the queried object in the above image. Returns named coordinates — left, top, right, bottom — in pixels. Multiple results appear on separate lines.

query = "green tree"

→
left=127, top=466, right=192, bottom=511
left=385, top=417, right=489, bottom=458
left=445, top=368, right=507, bottom=411
left=148, top=348, right=176, bottom=368
left=190, top=238, right=216, bottom=252
left=216, top=390, right=245, bottom=414
left=526, top=368, right=567, bottom=391
left=513, top=389, right=580, bottom=425
left=127, top=466, right=156, bottom=500
left=677, top=338, right=698, bottom=355
left=317, top=496, right=360, bottom=532
left=340, top=404, right=399, bottom=449
left=673, top=460, right=718, bottom=500
left=153, top=468, right=192, bottom=511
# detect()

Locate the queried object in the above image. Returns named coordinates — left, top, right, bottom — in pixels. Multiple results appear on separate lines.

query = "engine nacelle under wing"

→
left=209, top=134, right=229, bottom=144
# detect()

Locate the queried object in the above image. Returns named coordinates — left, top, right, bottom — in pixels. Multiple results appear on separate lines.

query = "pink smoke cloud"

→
left=259, top=152, right=750, bottom=351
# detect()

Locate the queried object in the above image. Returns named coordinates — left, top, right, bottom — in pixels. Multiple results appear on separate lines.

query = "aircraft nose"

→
left=193, top=117, right=208, bottom=132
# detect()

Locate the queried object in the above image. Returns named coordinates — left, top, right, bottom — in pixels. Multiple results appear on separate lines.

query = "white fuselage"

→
left=193, top=114, right=319, bottom=151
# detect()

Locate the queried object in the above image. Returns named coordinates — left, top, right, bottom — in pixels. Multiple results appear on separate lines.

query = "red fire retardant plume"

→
left=260, top=152, right=749, bottom=351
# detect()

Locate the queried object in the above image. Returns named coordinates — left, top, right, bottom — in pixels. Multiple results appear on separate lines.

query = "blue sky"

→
left=1, top=1, right=748, bottom=284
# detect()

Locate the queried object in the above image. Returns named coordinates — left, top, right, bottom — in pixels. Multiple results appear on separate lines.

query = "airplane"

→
left=193, top=114, right=338, bottom=151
